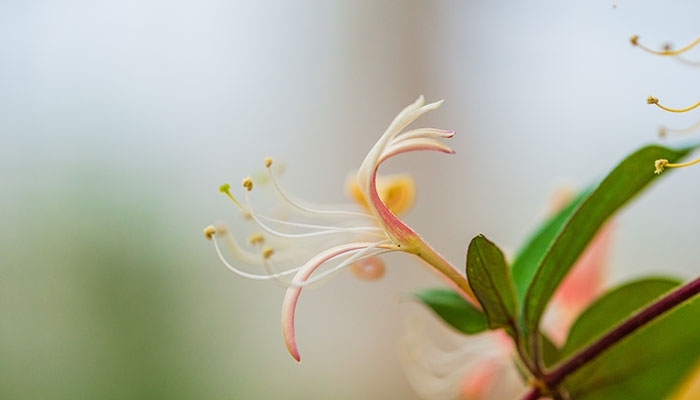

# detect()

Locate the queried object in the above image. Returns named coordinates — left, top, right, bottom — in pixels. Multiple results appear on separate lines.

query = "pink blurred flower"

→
left=403, top=188, right=613, bottom=400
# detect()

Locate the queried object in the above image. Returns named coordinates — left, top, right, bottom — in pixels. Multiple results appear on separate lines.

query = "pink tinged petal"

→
left=281, top=242, right=381, bottom=362
left=367, top=136, right=454, bottom=245
left=392, top=128, right=455, bottom=143
left=379, top=138, right=455, bottom=165
left=355, top=97, right=477, bottom=301
left=460, top=359, right=503, bottom=400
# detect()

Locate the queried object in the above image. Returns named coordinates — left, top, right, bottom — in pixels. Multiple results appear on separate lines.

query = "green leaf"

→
left=521, top=144, right=695, bottom=331
left=466, top=234, right=518, bottom=329
left=561, top=278, right=700, bottom=400
left=561, top=277, right=680, bottom=358
left=414, top=288, right=488, bottom=334
left=541, top=334, right=562, bottom=369
left=511, top=189, right=590, bottom=302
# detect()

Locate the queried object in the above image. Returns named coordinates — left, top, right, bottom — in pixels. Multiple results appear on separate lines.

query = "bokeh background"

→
left=3, top=1, right=700, bottom=399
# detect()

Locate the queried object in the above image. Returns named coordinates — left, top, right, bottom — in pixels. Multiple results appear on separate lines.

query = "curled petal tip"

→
left=282, top=322, right=302, bottom=362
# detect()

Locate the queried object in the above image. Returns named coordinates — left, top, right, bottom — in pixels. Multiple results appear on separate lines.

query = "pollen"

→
left=264, top=156, right=273, bottom=168
left=647, top=97, right=700, bottom=113
left=654, top=159, right=668, bottom=174
left=248, top=233, right=264, bottom=245
left=242, top=176, right=254, bottom=191
left=204, top=225, right=217, bottom=239
left=654, top=157, right=700, bottom=173
left=631, top=34, right=700, bottom=56
left=262, top=246, right=275, bottom=259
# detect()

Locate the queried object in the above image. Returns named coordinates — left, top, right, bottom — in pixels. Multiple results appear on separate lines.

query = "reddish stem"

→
left=521, top=387, right=541, bottom=400
left=520, top=275, right=700, bottom=399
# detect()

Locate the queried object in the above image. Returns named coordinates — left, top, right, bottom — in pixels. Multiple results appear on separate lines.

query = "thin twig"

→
left=520, top=275, right=700, bottom=399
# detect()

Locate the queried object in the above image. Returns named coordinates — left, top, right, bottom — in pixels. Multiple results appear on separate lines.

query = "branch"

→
left=520, top=275, right=700, bottom=399
left=521, top=387, right=541, bottom=400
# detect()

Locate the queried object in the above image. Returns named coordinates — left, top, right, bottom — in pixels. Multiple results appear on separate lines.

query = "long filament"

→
left=267, top=166, right=375, bottom=218
left=634, top=35, right=700, bottom=56
left=664, top=157, right=700, bottom=169
left=213, top=236, right=395, bottom=287
left=243, top=191, right=387, bottom=239
left=652, top=100, right=700, bottom=113
left=660, top=119, right=700, bottom=137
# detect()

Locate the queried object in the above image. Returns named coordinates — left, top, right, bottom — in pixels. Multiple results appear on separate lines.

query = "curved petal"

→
left=281, top=242, right=388, bottom=362
left=379, top=137, right=455, bottom=165
left=392, top=128, right=455, bottom=144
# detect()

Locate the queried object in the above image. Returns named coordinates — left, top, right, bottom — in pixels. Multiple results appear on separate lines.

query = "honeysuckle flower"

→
left=401, top=189, right=614, bottom=400
left=204, top=96, right=475, bottom=362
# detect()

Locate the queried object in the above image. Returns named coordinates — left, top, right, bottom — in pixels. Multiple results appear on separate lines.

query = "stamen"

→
left=217, top=224, right=266, bottom=265
left=654, top=159, right=668, bottom=174
left=248, top=233, right=264, bottom=246
left=659, top=119, right=700, bottom=138
left=265, top=158, right=375, bottom=219
left=242, top=189, right=387, bottom=239
left=655, top=157, right=700, bottom=174
left=213, top=236, right=395, bottom=286
left=631, top=34, right=700, bottom=56
left=285, top=241, right=397, bottom=288
left=303, top=248, right=397, bottom=286
left=647, top=96, right=700, bottom=113
left=220, top=183, right=385, bottom=237
left=243, top=176, right=254, bottom=191
left=212, top=236, right=302, bottom=280
left=262, top=246, right=275, bottom=259
left=203, top=225, right=216, bottom=239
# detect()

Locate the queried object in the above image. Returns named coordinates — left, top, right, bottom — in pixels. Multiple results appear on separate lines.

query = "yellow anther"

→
left=242, top=176, right=254, bottom=191
left=648, top=97, right=700, bottom=113
left=219, top=183, right=246, bottom=209
left=631, top=35, right=700, bottom=56
left=248, top=233, right=264, bottom=246
left=655, top=159, right=668, bottom=174
left=655, top=157, right=700, bottom=174
left=203, top=225, right=217, bottom=239
left=264, top=156, right=273, bottom=168
left=262, top=247, right=275, bottom=259
left=215, top=224, right=228, bottom=234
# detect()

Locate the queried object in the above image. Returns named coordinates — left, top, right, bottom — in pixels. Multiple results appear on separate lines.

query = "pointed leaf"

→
left=414, top=288, right=488, bottom=334
left=511, top=189, right=590, bottom=302
left=560, top=278, right=700, bottom=400
left=561, top=277, right=680, bottom=358
left=522, top=144, right=695, bottom=331
left=466, top=234, right=518, bottom=329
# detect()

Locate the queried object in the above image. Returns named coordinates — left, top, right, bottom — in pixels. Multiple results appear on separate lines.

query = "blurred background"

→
left=2, top=0, right=700, bottom=398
